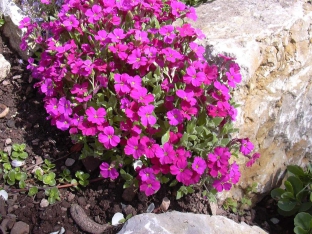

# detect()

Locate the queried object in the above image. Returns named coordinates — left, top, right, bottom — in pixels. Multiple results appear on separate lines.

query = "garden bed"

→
left=0, top=29, right=295, bottom=234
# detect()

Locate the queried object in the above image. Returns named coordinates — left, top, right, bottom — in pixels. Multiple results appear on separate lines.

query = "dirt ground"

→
left=0, top=32, right=295, bottom=234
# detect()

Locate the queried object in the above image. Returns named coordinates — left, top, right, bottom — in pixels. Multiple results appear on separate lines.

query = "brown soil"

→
left=0, top=32, right=295, bottom=234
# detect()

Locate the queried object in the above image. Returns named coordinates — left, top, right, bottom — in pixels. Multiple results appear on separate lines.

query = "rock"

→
left=65, top=158, right=75, bottom=167
left=0, top=54, right=10, bottom=82
left=122, top=186, right=136, bottom=202
left=117, top=211, right=267, bottom=234
left=67, top=192, right=75, bottom=202
left=111, top=212, right=124, bottom=226
left=4, top=146, right=12, bottom=156
left=1, top=215, right=16, bottom=230
left=77, top=197, right=86, bottom=206
left=160, top=197, right=170, bottom=212
left=122, top=205, right=137, bottom=217
left=5, top=138, right=12, bottom=146
left=0, top=0, right=32, bottom=60
left=192, top=0, right=312, bottom=203
left=6, top=119, right=16, bottom=128
left=10, top=221, right=29, bottom=234
left=40, top=198, right=49, bottom=208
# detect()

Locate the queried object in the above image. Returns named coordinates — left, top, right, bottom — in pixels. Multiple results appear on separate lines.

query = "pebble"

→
left=77, top=197, right=87, bottom=206
left=32, top=138, right=40, bottom=145
left=10, top=221, right=30, bottom=234
left=3, top=145, right=12, bottom=156
left=35, top=156, right=43, bottom=165
left=2, top=80, right=10, bottom=86
left=67, top=192, right=75, bottom=202
left=1, top=216, right=16, bottom=230
left=123, top=205, right=137, bottom=216
left=5, top=138, right=12, bottom=146
left=12, top=75, right=22, bottom=80
left=65, top=158, right=75, bottom=167
left=6, top=119, right=16, bottom=128
left=40, top=198, right=49, bottom=208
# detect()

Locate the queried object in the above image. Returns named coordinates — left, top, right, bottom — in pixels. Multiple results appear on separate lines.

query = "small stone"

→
left=270, top=217, right=280, bottom=224
left=160, top=197, right=170, bottom=212
left=5, top=138, right=12, bottom=146
left=61, top=207, right=67, bottom=212
left=122, top=187, right=136, bottom=202
left=32, top=139, right=40, bottom=146
left=123, top=205, right=137, bottom=217
left=40, top=198, right=49, bottom=208
left=2, top=80, right=10, bottom=86
left=77, top=197, right=86, bottom=206
left=209, top=202, right=218, bottom=216
left=1, top=217, right=16, bottom=230
left=112, top=212, right=124, bottom=226
left=67, top=192, right=75, bottom=202
left=35, top=156, right=43, bottom=165
left=65, top=158, right=75, bottom=167
left=6, top=120, right=16, bottom=128
left=10, top=221, right=29, bottom=234
left=0, top=190, right=8, bottom=201
left=4, top=146, right=12, bottom=156
left=12, top=75, right=22, bottom=80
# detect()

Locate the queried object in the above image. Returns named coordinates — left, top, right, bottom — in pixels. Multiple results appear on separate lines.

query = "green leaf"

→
left=294, top=226, right=309, bottom=234
left=48, top=196, right=56, bottom=204
left=28, top=187, right=38, bottom=196
left=176, top=191, right=182, bottom=200
left=120, top=169, right=133, bottom=181
left=299, top=202, right=312, bottom=212
left=287, top=165, right=305, bottom=177
left=284, top=180, right=294, bottom=194
left=161, top=130, right=170, bottom=145
left=288, top=176, right=303, bottom=195
left=8, top=171, right=15, bottom=182
left=19, top=152, right=28, bottom=159
left=160, top=176, right=170, bottom=184
left=186, top=186, right=194, bottom=194
left=294, top=212, right=312, bottom=231
left=19, top=180, right=26, bottom=189
left=212, top=117, right=223, bottom=126
left=278, top=199, right=297, bottom=211
left=169, top=179, right=178, bottom=187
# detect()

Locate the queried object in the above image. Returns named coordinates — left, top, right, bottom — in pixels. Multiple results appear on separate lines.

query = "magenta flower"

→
left=124, top=137, right=145, bottom=159
left=183, top=66, right=205, bottom=87
left=176, top=89, right=196, bottom=106
left=108, top=28, right=126, bottom=43
left=58, top=97, right=72, bottom=116
left=192, top=157, right=207, bottom=175
left=114, top=73, right=131, bottom=95
left=181, top=102, right=198, bottom=120
left=211, top=81, right=230, bottom=101
left=86, top=107, right=106, bottom=125
left=135, top=30, right=150, bottom=43
left=171, top=1, right=186, bottom=17
left=207, top=101, right=229, bottom=118
left=246, top=153, right=260, bottom=167
left=170, top=160, right=193, bottom=185
left=212, top=175, right=232, bottom=192
left=41, top=79, right=54, bottom=96
left=240, top=138, right=254, bottom=155
left=159, top=25, right=175, bottom=44
left=63, top=14, right=79, bottom=31
left=186, top=7, right=197, bottom=21
left=140, top=178, right=160, bottom=196
left=85, top=5, right=103, bottom=24
left=138, top=105, right=156, bottom=127
left=140, top=137, right=159, bottom=158
left=78, top=120, right=97, bottom=136
left=161, top=47, right=183, bottom=63
left=207, top=146, right=231, bottom=177
left=139, top=167, right=156, bottom=181
left=155, top=143, right=175, bottom=165
left=127, top=75, right=142, bottom=89
left=130, top=87, right=154, bottom=105
left=95, top=30, right=108, bottom=45
left=167, top=109, right=184, bottom=126
left=127, top=49, right=147, bottom=69
left=55, top=114, right=71, bottom=131
left=190, top=42, right=205, bottom=58
left=229, top=162, right=241, bottom=184
left=19, top=17, right=31, bottom=29
left=100, top=162, right=119, bottom=180
left=71, top=82, right=88, bottom=95
left=45, top=98, right=59, bottom=116
left=109, top=43, right=128, bottom=60
left=98, top=126, right=120, bottom=149
left=226, top=67, right=242, bottom=88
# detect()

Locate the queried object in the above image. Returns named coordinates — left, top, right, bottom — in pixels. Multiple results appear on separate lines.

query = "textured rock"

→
left=117, top=211, right=267, bottom=234
left=0, top=54, right=10, bottom=82
left=193, top=0, right=312, bottom=202
left=0, top=0, right=30, bottom=60
left=10, top=221, right=29, bottom=234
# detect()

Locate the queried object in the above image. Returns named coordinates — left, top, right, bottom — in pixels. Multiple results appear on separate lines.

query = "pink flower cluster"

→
left=21, top=0, right=260, bottom=196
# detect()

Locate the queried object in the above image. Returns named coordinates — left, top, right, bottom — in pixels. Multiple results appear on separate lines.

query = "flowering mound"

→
left=20, top=0, right=260, bottom=197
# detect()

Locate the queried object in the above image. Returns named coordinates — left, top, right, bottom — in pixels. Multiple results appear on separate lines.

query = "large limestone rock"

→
left=0, top=0, right=30, bottom=60
left=193, top=0, right=312, bottom=202
left=118, top=211, right=267, bottom=234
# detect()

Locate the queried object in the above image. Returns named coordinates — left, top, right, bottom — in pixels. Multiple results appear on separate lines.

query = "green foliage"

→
left=42, top=172, right=56, bottom=186
left=176, top=185, right=194, bottom=200
left=45, top=187, right=61, bottom=204
left=28, top=186, right=38, bottom=196
left=3, top=168, right=27, bottom=188
left=180, top=0, right=216, bottom=7
left=223, top=198, right=238, bottom=213
left=75, top=171, right=90, bottom=187
left=59, top=169, right=72, bottom=183
left=271, top=164, right=312, bottom=234
left=11, top=143, right=28, bottom=161
left=0, top=16, right=4, bottom=28
left=42, top=159, right=55, bottom=172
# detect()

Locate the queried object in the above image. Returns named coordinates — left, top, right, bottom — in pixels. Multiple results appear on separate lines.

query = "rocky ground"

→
left=0, top=30, right=296, bottom=234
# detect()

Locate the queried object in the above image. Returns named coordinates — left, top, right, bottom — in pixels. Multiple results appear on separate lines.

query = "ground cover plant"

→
left=19, top=0, right=260, bottom=200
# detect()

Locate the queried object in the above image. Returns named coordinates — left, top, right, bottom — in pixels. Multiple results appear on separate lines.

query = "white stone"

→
left=65, top=158, right=75, bottom=167
left=11, top=160, right=25, bottom=167
left=0, top=190, right=8, bottom=201
left=0, top=54, right=10, bottom=82
left=117, top=211, right=267, bottom=234
left=5, top=138, right=12, bottom=146
left=40, top=198, right=49, bottom=208
left=112, top=212, right=124, bottom=226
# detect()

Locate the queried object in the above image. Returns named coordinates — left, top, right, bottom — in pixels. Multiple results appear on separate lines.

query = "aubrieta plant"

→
left=20, top=0, right=260, bottom=197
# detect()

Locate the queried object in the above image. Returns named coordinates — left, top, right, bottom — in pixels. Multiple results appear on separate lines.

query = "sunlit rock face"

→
left=193, top=0, right=312, bottom=202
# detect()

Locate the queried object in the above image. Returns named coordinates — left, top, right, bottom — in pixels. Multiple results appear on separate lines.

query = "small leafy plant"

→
left=45, top=187, right=61, bottom=204
left=11, top=143, right=28, bottom=161
left=74, top=171, right=90, bottom=187
left=271, top=164, right=312, bottom=234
